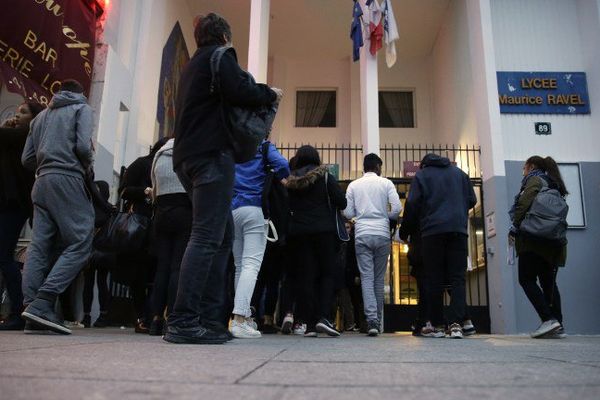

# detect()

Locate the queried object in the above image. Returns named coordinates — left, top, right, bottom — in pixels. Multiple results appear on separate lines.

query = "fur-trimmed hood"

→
left=286, top=165, right=328, bottom=190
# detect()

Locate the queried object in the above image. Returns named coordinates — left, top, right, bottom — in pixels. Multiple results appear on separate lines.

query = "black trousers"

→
left=251, top=243, right=283, bottom=320
left=0, top=207, right=26, bottom=316
left=83, top=266, right=110, bottom=314
left=294, top=232, right=339, bottom=329
left=518, top=251, right=562, bottom=324
left=168, top=151, right=235, bottom=329
left=421, top=233, right=468, bottom=326
left=151, top=199, right=191, bottom=317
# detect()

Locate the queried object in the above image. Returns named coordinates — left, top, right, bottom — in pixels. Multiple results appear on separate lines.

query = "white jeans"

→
left=232, top=206, right=268, bottom=317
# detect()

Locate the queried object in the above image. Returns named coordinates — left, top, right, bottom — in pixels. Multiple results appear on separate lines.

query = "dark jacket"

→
left=286, top=165, right=347, bottom=236
left=512, top=175, right=567, bottom=267
left=398, top=200, right=423, bottom=272
left=173, top=45, right=276, bottom=168
left=406, top=154, right=477, bottom=237
left=0, top=126, right=35, bottom=215
left=120, top=156, right=153, bottom=217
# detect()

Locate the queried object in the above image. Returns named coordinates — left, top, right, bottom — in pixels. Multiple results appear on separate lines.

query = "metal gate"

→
left=277, top=143, right=490, bottom=333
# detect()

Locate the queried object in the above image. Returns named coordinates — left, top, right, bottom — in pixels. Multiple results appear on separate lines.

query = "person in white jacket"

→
left=343, top=153, right=401, bottom=336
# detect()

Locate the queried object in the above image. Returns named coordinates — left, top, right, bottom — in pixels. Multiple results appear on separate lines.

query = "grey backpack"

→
left=519, top=178, right=568, bottom=244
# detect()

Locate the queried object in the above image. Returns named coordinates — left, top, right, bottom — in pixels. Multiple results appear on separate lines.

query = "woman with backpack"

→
left=510, top=155, right=568, bottom=339
left=230, top=140, right=289, bottom=338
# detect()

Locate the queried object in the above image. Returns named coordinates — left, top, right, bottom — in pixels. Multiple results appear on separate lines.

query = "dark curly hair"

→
left=194, top=13, right=232, bottom=47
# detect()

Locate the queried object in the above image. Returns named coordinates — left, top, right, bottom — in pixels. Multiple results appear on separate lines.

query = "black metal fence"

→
left=274, top=143, right=481, bottom=180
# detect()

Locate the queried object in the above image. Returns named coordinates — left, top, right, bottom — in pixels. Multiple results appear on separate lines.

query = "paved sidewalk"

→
left=0, top=329, right=599, bottom=400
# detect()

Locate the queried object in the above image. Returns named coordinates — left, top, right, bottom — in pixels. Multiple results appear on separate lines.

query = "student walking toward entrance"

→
left=230, top=141, right=289, bottom=338
left=343, top=154, right=401, bottom=336
left=165, top=13, right=281, bottom=344
left=20, top=79, right=95, bottom=335
left=406, top=154, right=477, bottom=339
left=286, top=145, right=347, bottom=337
left=510, top=156, right=568, bottom=339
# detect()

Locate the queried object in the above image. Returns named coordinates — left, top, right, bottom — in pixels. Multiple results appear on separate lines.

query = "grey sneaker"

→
left=448, top=323, right=463, bottom=339
left=542, top=326, right=567, bottom=339
left=462, top=319, right=476, bottom=336
left=531, top=319, right=561, bottom=338
left=421, top=322, right=445, bottom=338
left=367, top=320, right=379, bottom=337
left=21, top=298, right=71, bottom=335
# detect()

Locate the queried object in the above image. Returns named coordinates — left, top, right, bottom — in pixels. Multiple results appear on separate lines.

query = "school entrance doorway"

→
left=278, top=143, right=491, bottom=333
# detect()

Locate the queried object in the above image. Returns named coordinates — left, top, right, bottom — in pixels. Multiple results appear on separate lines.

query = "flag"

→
left=382, top=0, right=400, bottom=67
left=350, top=0, right=363, bottom=62
left=366, top=0, right=383, bottom=56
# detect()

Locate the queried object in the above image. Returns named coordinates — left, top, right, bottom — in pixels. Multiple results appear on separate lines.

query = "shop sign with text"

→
left=0, top=0, right=103, bottom=106
left=496, top=71, right=590, bottom=114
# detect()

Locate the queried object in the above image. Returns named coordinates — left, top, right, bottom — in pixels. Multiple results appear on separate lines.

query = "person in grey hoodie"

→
left=20, top=79, right=95, bottom=335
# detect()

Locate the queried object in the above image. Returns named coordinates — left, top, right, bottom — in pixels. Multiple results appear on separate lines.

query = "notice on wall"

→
left=0, top=0, right=103, bottom=106
left=497, top=71, right=590, bottom=115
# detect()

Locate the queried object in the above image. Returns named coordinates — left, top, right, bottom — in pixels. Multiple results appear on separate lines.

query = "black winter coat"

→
left=120, top=156, right=153, bottom=217
left=286, top=165, right=347, bottom=237
left=0, top=126, right=34, bottom=215
left=173, top=45, right=276, bottom=168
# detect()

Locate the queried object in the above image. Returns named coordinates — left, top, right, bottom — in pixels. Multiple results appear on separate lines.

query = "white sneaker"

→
left=462, top=319, right=476, bottom=336
left=230, top=320, right=262, bottom=338
left=64, top=320, right=85, bottom=329
left=245, top=317, right=258, bottom=330
left=293, top=323, right=306, bottom=335
left=448, top=323, right=463, bottom=339
left=531, top=319, right=561, bottom=338
left=281, top=314, right=294, bottom=335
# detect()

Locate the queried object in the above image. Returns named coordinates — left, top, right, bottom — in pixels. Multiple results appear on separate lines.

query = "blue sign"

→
left=497, top=72, right=590, bottom=114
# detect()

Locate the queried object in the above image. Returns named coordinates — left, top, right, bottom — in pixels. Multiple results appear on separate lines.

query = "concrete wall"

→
left=491, top=0, right=599, bottom=162
left=431, top=0, right=478, bottom=147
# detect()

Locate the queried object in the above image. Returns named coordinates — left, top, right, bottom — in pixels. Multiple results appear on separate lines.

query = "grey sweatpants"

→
left=23, top=173, right=94, bottom=305
left=355, top=234, right=391, bottom=325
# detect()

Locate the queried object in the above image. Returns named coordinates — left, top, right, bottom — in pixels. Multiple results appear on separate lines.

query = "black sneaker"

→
left=21, top=298, right=71, bottom=335
left=462, top=319, right=476, bottom=336
left=23, top=321, right=53, bottom=334
left=149, top=318, right=165, bottom=336
left=0, top=314, right=25, bottom=331
left=316, top=318, right=340, bottom=337
left=260, top=323, right=279, bottom=334
left=82, top=314, right=91, bottom=328
left=93, top=313, right=109, bottom=328
left=367, top=320, right=380, bottom=337
left=163, top=324, right=228, bottom=344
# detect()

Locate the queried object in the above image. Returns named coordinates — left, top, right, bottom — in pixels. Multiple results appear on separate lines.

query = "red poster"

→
left=0, top=0, right=103, bottom=106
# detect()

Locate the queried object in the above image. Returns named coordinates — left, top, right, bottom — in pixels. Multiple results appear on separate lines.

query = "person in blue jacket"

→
left=230, top=140, right=289, bottom=338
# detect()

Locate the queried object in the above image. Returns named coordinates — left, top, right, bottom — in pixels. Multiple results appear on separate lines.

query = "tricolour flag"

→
left=350, top=0, right=364, bottom=62
left=382, top=0, right=400, bottom=67
left=366, top=0, right=383, bottom=56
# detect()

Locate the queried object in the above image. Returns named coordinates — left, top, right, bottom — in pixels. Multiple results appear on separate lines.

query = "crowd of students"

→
left=0, top=12, right=568, bottom=342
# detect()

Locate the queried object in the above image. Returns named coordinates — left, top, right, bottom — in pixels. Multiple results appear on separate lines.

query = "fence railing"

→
left=274, top=143, right=481, bottom=180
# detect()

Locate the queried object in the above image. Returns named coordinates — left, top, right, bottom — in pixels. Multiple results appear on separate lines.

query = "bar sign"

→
left=535, top=122, right=552, bottom=135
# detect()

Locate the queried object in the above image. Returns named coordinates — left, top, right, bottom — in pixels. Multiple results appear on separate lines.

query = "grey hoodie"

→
left=22, top=91, right=94, bottom=179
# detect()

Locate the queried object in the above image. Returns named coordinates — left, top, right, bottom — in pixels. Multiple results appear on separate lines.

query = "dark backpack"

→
left=260, top=141, right=289, bottom=245
left=519, top=178, right=569, bottom=245
left=210, top=46, right=270, bottom=163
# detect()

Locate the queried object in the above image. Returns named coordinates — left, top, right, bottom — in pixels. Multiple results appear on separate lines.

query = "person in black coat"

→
left=117, top=137, right=168, bottom=333
left=164, top=13, right=282, bottom=345
left=0, top=101, right=44, bottom=331
left=285, top=145, right=347, bottom=337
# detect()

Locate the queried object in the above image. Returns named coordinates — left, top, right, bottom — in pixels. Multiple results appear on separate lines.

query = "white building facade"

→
left=1, top=0, right=599, bottom=334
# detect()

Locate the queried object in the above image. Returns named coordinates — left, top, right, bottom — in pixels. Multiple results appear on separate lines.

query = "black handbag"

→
left=209, top=46, right=271, bottom=163
left=93, top=205, right=150, bottom=253
left=324, top=172, right=350, bottom=242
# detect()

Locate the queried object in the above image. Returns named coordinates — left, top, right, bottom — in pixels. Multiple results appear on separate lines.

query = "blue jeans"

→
left=0, top=207, right=27, bottom=315
left=168, top=151, right=235, bottom=328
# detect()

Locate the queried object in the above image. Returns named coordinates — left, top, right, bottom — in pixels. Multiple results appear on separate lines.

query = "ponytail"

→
left=542, top=156, right=568, bottom=196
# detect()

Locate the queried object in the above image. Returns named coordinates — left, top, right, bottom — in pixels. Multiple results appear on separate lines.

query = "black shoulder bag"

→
left=324, top=172, right=350, bottom=242
left=210, top=46, right=269, bottom=163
